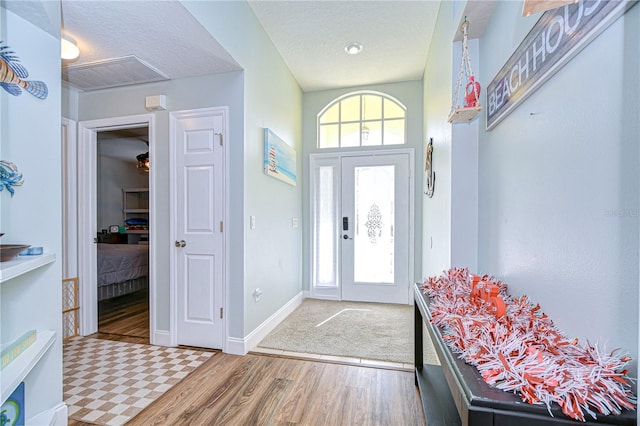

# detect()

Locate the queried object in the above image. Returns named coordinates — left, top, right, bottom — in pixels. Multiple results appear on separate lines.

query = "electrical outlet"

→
left=292, top=217, right=299, bottom=228
left=250, top=215, right=256, bottom=230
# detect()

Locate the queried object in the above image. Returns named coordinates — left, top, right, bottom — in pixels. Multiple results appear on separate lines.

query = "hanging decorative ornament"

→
left=448, top=17, right=482, bottom=123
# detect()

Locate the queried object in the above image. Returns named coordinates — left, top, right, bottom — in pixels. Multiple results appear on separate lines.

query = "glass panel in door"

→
left=353, top=165, right=394, bottom=284
left=341, top=154, right=410, bottom=304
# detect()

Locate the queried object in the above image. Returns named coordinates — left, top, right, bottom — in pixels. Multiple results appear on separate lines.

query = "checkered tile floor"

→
left=64, top=337, right=214, bottom=425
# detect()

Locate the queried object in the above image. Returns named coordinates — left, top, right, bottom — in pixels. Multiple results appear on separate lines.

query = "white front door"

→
left=340, top=154, right=410, bottom=304
left=171, top=108, right=226, bottom=349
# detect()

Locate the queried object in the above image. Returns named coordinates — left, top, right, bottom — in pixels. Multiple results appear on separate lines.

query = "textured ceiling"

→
left=248, top=0, right=441, bottom=91
left=60, top=0, right=242, bottom=90
left=19, top=0, right=497, bottom=93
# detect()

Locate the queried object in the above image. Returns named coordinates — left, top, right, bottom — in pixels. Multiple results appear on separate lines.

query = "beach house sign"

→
left=486, top=0, right=636, bottom=130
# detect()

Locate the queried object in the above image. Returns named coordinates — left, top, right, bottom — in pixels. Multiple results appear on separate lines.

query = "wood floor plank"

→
left=68, top=329, right=425, bottom=426
left=125, top=352, right=425, bottom=426
left=98, top=290, right=149, bottom=338
left=270, top=361, right=325, bottom=424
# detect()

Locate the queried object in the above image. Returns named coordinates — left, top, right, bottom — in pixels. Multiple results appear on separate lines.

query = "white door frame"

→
left=62, top=118, right=78, bottom=280
left=77, top=114, right=157, bottom=340
left=309, top=148, right=415, bottom=303
left=169, top=107, right=229, bottom=351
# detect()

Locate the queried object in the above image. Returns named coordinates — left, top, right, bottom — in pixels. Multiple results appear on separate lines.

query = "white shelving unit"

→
left=1, top=330, right=56, bottom=404
left=122, top=187, right=149, bottom=235
left=0, top=254, right=56, bottom=283
left=1, top=5, right=66, bottom=424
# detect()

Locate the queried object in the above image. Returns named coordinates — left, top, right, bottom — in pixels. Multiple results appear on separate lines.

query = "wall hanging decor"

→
left=486, top=0, right=636, bottom=130
left=448, top=18, right=482, bottom=123
left=424, top=138, right=435, bottom=198
left=0, top=43, right=48, bottom=99
left=263, top=128, right=296, bottom=186
left=0, top=160, right=24, bottom=197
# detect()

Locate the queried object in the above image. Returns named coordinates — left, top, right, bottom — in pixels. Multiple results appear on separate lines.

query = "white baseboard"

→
left=225, top=291, right=304, bottom=355
left=52, top=403, right=68, bottom=426
left=307, top=294, right=340, bottom=301
left=28, top=402, right=67, bottom=426
left=153, top=330, right=172, bottom=347
left=225, top=337, right=245, bottom=355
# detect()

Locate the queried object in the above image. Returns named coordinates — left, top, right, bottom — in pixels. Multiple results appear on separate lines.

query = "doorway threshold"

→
left=250, top=346, right=413, bottom=372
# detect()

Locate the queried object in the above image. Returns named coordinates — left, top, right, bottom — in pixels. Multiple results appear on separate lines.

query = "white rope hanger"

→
left=448, top=17, right=482, bottom=123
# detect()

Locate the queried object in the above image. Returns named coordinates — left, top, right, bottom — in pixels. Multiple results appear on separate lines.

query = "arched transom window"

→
left=317, top=92, right=406, bottom=148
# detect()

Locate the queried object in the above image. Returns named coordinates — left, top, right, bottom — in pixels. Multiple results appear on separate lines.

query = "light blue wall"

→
left=62, top=85, right=79, bottom=121
left=302, top=81, right=424, bottom=290
left=422, top=0, right=463, bottom=277
left=77, top=71, right=244, bottom=333
left=182, top=1, right=303, bottom=336
left=478, top=2, right=639, bottom=373
left=0, top=4, right=63, bottom=415
left=424, top=0, right=639, bottom=376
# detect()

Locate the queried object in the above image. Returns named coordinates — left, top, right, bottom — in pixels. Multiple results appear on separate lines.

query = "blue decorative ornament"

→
left=0, top=160, right=24, bottom=197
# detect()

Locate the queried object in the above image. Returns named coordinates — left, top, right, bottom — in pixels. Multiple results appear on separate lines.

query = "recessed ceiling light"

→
left=344, top=42, right=363, bottom=55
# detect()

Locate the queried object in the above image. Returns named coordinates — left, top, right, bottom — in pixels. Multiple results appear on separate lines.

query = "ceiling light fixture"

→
left=344, top=42, right=363, bottom=55
left=61, top=33, right=80, bottom=60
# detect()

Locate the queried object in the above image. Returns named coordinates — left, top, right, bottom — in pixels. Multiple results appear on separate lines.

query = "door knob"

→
left=175, top=240, right=186, bottom=247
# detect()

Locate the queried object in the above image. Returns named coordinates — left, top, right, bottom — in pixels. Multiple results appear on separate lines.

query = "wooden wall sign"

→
left=486, top=0, right=636, bottom=130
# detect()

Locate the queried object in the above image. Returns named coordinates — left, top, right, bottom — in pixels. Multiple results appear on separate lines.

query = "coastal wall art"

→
left=263, top=128, right=296, bottom=186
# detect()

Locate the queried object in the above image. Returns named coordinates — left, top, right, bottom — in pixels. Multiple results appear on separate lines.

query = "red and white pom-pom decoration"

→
left=422, top=268, right=636, bottom=421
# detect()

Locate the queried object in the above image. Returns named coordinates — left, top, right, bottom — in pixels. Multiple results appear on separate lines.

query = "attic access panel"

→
left=62, top=55, right=169, bottom=91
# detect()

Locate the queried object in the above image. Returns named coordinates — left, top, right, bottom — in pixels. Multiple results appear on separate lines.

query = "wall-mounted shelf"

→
left=0, top=330, right=55, bottom=404
left=448, top=105, right=483, bottom=123
left=123, top=188, right=149, bottom=237
left=0, top=254, right=55, bottom=284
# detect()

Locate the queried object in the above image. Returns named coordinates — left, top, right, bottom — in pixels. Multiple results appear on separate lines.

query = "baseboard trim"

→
left=153, top=330, right=172, bottom=347
left=53, top=403, right=68, bottom=426
left=225, top=291, right=304, bottom=355
left=225, top=337, right=245, bottom=355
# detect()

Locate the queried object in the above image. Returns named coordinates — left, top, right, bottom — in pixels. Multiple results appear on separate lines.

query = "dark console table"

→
left=414, top=283, right=636, bottom=426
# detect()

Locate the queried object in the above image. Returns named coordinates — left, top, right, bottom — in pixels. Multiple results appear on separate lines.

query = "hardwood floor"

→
left=97, top=290, right=149, bottom=344
left=69, top=297, right=426, bottom=425
left=67, top=346, right=425, bottom=426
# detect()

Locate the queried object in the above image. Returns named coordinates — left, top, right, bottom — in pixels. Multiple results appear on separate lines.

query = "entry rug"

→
left=64, top=337, right=214, bottom=425
left=258, top=299, right=440, bottom=365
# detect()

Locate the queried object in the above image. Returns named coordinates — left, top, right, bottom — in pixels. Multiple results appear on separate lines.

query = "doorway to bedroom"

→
left=76, top=113, right=156, bottom=344
left=95, top=126, right=150, bottom=343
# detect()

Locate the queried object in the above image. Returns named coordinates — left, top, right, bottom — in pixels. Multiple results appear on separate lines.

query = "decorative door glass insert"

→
left=353, top=165, right=394, bottom=283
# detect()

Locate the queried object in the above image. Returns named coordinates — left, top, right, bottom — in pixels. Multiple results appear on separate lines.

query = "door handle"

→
left=175, top=240, right=186, bottom=247
left=343, top=235, right=352, bottom=240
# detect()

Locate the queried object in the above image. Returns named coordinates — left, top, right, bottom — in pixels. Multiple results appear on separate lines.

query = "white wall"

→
left=0, top=4, right=64, bottom=416
left=181, top=1, right=303, bottom=337
left=478, top=2, right=639, bottom=375
left=422, top=0, right=465, bottom=277
left=424, top=0, right=639, bottom=377
left=302, top=81, right=424, bottom=290
left=78, top=1, right=304, bottom=341
left=97, top=142, right=149, bottom=232
left=77, top=71, right=244, bottom=333
left=62, top=85, right=79, bottom=121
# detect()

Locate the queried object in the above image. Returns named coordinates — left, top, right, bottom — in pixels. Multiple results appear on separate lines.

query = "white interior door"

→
left=172, top=108, right=225, bottom=349
left=340, top=154, right=410, bottom=304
